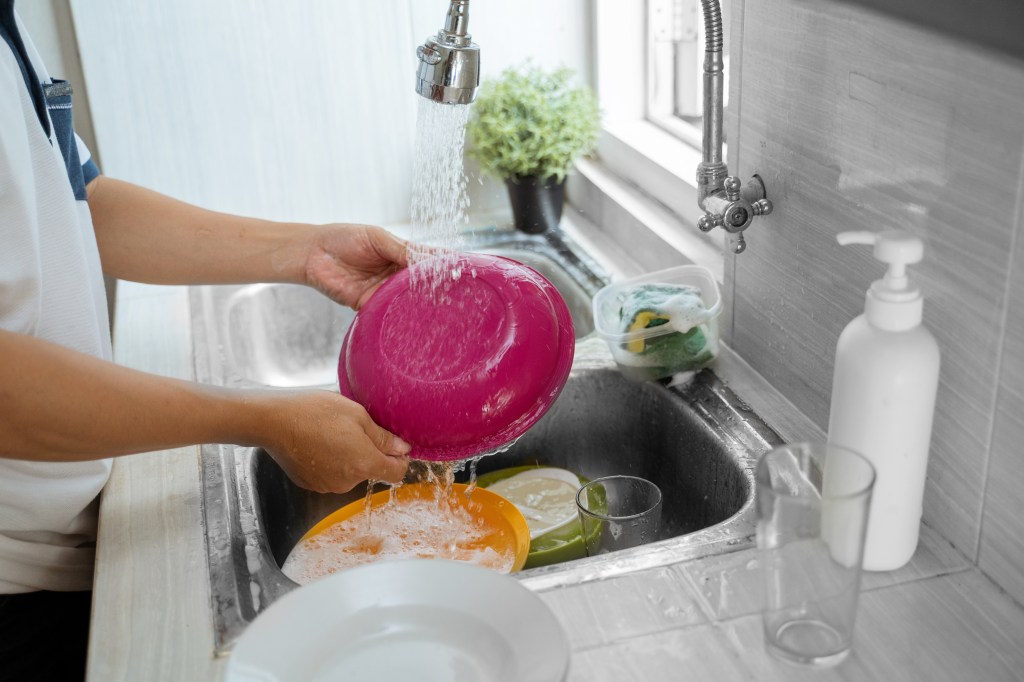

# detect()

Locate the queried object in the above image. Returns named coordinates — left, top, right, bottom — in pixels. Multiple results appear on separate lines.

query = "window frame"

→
left=591, top=0, right=726, bottom=255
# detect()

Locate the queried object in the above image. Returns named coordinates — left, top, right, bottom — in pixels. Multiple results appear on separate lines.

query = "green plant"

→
left=466, top=64, right=600, bottom=182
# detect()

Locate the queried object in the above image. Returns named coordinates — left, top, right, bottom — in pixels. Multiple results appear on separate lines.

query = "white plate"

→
left=226, top=559, right=570, bottom=682
left=484, top=467, right=582, bottom=540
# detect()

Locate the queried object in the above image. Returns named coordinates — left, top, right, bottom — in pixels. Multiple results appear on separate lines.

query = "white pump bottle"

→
left=827, top=230, right=940, bottom=572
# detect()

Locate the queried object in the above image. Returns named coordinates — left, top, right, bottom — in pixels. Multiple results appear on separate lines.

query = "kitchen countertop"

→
left=87, top=228, right=1024, bottom=681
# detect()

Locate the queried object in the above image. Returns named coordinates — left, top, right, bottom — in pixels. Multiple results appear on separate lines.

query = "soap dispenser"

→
left=827, top=230, right=940, bottom=572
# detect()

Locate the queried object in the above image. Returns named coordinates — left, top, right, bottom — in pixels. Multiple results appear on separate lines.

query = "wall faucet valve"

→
left=694, top=0, right=773, bottom=253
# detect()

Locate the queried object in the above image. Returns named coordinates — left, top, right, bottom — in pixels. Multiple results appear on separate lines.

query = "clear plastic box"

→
left=592, top=264, right=722, bottom=382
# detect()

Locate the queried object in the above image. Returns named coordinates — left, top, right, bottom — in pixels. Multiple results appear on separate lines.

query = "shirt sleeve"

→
left=75, top=132, right=100, bottom=184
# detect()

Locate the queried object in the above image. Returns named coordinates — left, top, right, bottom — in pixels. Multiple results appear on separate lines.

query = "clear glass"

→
left=756, top=442, right=876, bottom=667
left=575, top=475, right=662, bottom=556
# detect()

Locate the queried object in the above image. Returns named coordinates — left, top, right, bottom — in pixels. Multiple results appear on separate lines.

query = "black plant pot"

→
left=505, top=175, right=565, bottom=234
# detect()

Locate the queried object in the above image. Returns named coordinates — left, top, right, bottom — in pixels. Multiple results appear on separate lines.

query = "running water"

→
left=408, top=98, right=472, bottom=295
left=361, top=479, right=376, bottom=526
left=280, top=101, right=505, bottom=583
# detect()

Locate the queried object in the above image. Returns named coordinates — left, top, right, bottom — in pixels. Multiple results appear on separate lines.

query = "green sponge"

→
left=618, top=283, right=715, bottom=373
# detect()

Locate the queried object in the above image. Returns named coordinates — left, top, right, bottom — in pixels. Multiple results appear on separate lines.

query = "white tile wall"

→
left=726, top=0, right=1024, bottom=604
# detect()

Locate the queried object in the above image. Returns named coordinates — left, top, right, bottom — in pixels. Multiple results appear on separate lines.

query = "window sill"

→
left=566, top=119, right=723, bottom=283
left=598, top=119, right=705, bottom=228
left=567, top=155, right=724, bottom=284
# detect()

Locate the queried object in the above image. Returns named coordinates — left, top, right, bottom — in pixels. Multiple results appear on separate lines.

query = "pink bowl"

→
left=338, top=253, right=575, bottom=462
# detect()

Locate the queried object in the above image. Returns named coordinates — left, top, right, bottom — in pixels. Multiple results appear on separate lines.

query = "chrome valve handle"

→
left=697, top=213, right=722, bottom=232
left=725, top=176, right=741, bottom=201
left=697, top=174, right=773, bottom=246
left=694, top=0, right=773, bottom=254
left=752, top=198, right=773, bottom=216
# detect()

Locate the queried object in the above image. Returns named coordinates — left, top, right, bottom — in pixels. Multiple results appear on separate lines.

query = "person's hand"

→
left=253, top=389, right=411, bottom=493
left=303, top=224, right=409, bottom=309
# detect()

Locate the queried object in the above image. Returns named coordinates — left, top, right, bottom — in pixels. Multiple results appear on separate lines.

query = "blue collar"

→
left=1, top=0, right=52, bottom=138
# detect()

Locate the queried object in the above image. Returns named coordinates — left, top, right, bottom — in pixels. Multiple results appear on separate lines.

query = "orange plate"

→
left=300, top=483, right=531, bottom=573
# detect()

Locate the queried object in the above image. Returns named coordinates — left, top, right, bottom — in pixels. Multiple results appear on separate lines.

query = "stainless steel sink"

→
left=463, top=229, right=606, bottom=339
left=191, top=227, right=782, bottom=651
left=199, top=230, right=603, bottom=395
left=222, top=283, right=354, bottom=388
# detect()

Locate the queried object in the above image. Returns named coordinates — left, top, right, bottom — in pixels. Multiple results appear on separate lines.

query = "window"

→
left=589, top=0, right=733, bottom=265
left=647, top=0, right=730, bottom=150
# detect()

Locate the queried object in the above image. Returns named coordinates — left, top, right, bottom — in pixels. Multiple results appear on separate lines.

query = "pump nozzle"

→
left=837, top=230, right=923, bottom=292
left=837, top=230, right=926, bottom=330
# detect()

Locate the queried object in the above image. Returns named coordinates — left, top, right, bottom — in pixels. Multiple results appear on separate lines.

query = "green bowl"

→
left=476, top=465, right=605, bottom=569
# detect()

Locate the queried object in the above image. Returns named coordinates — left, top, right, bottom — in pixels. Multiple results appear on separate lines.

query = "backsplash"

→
left=725, top=0, right=1024, bottom=604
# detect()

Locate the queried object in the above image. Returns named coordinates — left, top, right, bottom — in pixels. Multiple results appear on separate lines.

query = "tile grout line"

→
left=567, top=618, right=715, bottom=655
left=975, top=130, right=1024, bottom=565
left=724, top=0, right=748, bottom=345
left=859, top=563, right=973, bottom=593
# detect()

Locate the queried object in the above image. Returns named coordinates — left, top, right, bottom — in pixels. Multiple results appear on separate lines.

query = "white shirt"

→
left=0, top=13, right=112, bottom=593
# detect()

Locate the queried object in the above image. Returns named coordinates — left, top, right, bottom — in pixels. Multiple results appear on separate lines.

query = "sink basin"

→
left=223, top=283, right=354, bottom=388
left=465, top=368, right=752, bottom=540
left=191, top=227, right=783, bottom=651
left=461, top=228, right=607, bottom=336
left=203, top=230, right=602, bottom=392
left=255, top=361, right=771, bottom=567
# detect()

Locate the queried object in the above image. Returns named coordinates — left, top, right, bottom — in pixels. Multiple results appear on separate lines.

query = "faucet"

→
left=695, top=0, right=772, bottom=254
left=415, top=0, right=481, bottom=105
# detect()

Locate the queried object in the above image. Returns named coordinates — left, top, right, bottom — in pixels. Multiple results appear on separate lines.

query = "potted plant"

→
left=466, top=63, right=600, bottom=234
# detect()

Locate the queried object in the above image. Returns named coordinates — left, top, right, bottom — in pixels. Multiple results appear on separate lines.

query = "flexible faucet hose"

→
left=699, top=0, right=725, bottom=169
left=700, top=0, right=723, bottom=53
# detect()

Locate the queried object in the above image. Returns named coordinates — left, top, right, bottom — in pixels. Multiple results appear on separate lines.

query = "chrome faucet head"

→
left=416, top=0, right=480, bottom=105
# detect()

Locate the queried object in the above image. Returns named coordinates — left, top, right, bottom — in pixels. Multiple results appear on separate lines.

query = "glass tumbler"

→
left=576, top=475, right=662, bottom=556
left=756, top=442, right=875, bottom=667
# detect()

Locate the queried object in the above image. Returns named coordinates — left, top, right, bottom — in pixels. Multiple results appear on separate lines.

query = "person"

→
left=0, top=3, right=411, bottom=678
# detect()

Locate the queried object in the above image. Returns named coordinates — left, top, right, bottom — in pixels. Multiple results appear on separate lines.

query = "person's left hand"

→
left=303, top=224, right=409, bottom=309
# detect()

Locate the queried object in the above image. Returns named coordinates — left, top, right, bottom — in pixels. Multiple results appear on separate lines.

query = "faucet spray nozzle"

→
left=416, top=0, right=480, bottom=105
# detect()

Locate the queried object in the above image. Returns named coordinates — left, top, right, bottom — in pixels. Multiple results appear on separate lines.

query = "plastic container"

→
left=338, top=252, right=575, bottom=462
left=827, top=230, right=941, bottom=572
left=592, top=264, right=722, bottom=382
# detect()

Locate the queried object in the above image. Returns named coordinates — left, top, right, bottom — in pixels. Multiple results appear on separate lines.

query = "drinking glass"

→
left=756, top=442, right=875, bottom=667
left=575, top=475, right=662, bottom=556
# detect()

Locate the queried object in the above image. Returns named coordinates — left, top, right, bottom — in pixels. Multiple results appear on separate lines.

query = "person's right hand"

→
left=251, top=389, right=411, bottom=493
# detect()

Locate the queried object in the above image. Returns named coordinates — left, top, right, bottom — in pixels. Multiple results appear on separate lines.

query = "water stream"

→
left=283, top=100, right=508, bottom=583
left=408, top=98, right=472, bottom=296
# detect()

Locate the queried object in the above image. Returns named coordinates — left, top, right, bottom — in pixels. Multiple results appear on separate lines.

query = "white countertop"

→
left=87, top=253, right=1024, bottom=681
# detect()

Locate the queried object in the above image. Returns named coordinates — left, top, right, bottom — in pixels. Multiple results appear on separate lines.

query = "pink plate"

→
left=338, top=253, right=575, bottom=462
